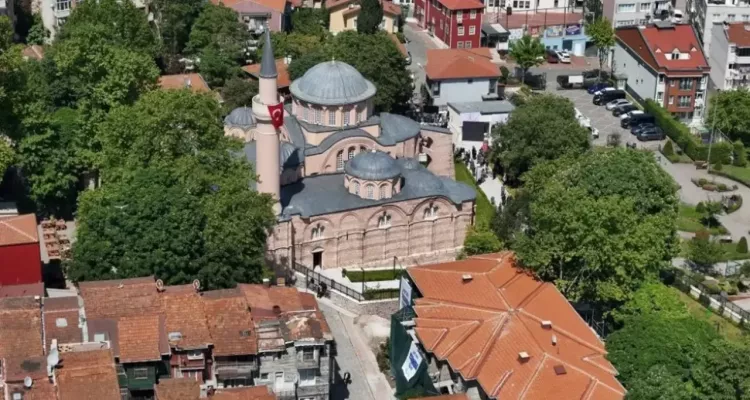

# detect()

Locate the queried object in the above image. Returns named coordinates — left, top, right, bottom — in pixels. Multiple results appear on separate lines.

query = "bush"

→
left=394, top=32, right=406, bottom=43
left=724, top=194, right=743, bottom=214
left=696, top=202, right=706, bottom=213
left=699, top=178, right=708, bottom=186
left=703, top=280, right=721, bottom=295
left=376, top=338, right=391, bottom=373
left=714, top=161, right=724, bottom=171
left=738, top=237, right=748, bottom=254
left=717, top=183, right=728, bottom=191
left=463, top=228, right=503, bottom=256
left=663, top=140, right=675, bottom=156
left=734, top=141, right=748, bottom=167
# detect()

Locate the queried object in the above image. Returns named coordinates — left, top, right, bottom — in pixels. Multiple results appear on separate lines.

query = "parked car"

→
left=593, top=87, right=617, bottom=96
left=612, top=104, right=638, bottom=117
left=637, top=126, right=665, bottom=141
left=621, top=111, right=655, bottom=128
left=546, top=49, right=560, bottom=63
left=631, top=122, right=655, bottom=135
left=593, top=89, right=625, bottom=105
left=557, top=74, right=585, bottom=89
left=556, top=50, right=571, bottom=63
left=587, top=82, right=611, bottom=94
left=590, top=126, right=600, bottom=139
left=605, top=99, right=631, bottom=111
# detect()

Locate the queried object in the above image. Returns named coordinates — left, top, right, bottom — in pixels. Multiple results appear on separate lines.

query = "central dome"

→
left=345, top=150, right=401, bottom=181
left=290, top=61, right=377, bottom=106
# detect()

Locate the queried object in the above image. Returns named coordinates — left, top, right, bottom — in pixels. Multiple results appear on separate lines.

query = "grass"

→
left=677, top=203, right=728, bottom=235
left=454, top=161, right=496, bottom=229
left=673, top=287, right=747, bottom=342
left=363, top=288, right=400, bottom=300
left=714, top=165, right=750, bottom=187
left=679, top=240, right=749, bottom=261
left=346, top=269, right=404, bottom=282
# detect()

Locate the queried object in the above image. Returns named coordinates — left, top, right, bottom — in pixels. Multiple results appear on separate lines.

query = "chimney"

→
left=518, top=351, right=530, bottom=361
left=541, top=320, right=552, bottom=329
left=461, top=274, right=473, bottom=282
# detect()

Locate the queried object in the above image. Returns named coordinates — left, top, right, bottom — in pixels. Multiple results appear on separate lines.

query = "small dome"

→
left=290, top=61, right=376, bottom=106
left=345, top=150, right=401, bottom=181
left=381, top=113, right=420, bottom=142
left=405, top=169, right=444, bottom=194
left=397, top=157, right=423, bottom=171
left=280, top=142, right=302, bottom=169
left=225, top=107, right=256, bottom=129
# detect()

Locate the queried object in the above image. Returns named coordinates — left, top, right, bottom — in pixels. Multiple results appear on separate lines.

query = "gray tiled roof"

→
left=290, top=61, right=377, bottom=106
left=225, top=107, right=257, bottom=129
left=447, top=100, right=516, bottom=115
left=259, top=30, right=277, bottom=79
left=344, top=150, right=401, bottom=180
left=241, top=141, right=303, bottom=172
left=279, top=158, right=476, bottom=219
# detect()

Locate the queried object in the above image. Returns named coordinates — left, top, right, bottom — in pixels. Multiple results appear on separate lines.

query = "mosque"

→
left=225, top=31, right=476, bottom=270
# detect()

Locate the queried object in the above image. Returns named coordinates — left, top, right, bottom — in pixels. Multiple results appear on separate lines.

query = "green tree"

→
left=734, top=140, right=748, bottom=167
left=687, top=230, right=725, bottom=272
left=490, top=191, right=530, bottom=246
left=706, top=89, right=750, bottom=144
left=624, top=365, right=693, bottom=400
left=288, top=48, right=330, bottom=80
left=738, top=236, right=748, bottom=254
left=26, top=14, right=48, bottom=46
left=698, top=200, right=723, bottom=229
left=221, top=77, right=258, bottom=113
left=585, top=17, right=615, bottom=80
left=291, top=8, right=330, bottom=36
left=508, top=35, right=544, bottom=84
left=662, top=140, right=675, bottom=157
left=490, top=94, right=589, bottom=182
left=0, top=139, right=12, bottom=183
left=261, top=32, right=325, bottom=61
left=690, top=340, right=750, bottom=399
left=197, top=45, right=242, bottom=87
left=357, top=0, right=384, bottom=34
left=609, top=281, right=689, bottom=325
left=187, top=3, right=249, bottom=86
left=515, top=149, right=679, bottom=306
left=463, top=228, right=503, bottom=256
left=151, top=0, right=205, bottom=69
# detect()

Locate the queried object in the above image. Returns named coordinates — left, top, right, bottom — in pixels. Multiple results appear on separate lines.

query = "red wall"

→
left=447, top=9, right=482, bottom=49
left=415, top=0, right=482, bottom=49
left=0, top=243, right=42, bottom=285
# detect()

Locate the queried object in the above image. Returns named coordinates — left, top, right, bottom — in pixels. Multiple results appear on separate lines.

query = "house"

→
left=158, top=73, right=211, bottom=93
left=55, top=349, right=123, bottom=400
left=214, top=0, right=288, bottom=36
left=21, top=45, right=44, bottom=61
left=489, top=10, right=587, bottom=55
left=424, top=48, right=501, bottom=108
left=243, top=57, right=293, bottom=98
left=446, top=100, right=514, bottom=152
left=614, top=22, right=710, bottom=123
left=0, top=214, right=42, bottom=286
left=684, top=0, right=750, bottom=53
left=327, top=0, right=403, bottom=34
left=161, top=286, right=213, bottom=381
left=393, top=252, right=626, bottom=399
left=413, top=0, right=484, bottom=48
left=708, top=22, right=750, bottom=90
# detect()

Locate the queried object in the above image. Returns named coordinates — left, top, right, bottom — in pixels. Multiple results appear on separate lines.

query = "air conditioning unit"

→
left=187, top=351, right=204, bottom=361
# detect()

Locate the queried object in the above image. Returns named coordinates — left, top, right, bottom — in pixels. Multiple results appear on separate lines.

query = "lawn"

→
left=673, top=288, right=747, bottom=342
left=677, top=203, right=728, bottom=235
left=679, top=240, right=749, bottom=262
left=346, top=269, right=404, bottom=282
left=715, top=165, right=750, bottom=187
left=454, top=161, right=496, bottom=229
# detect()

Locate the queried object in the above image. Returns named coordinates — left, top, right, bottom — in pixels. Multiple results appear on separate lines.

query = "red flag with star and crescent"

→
left=268, top=103, right=284, bottom=129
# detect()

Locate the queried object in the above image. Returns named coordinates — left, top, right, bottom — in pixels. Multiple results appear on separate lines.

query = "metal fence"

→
left=671, top=269, right=750, bottom=329
left=291, top=263, right=400, bottom=302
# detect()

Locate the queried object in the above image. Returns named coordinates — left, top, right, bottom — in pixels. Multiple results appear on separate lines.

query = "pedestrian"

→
left=343, top=372, right=351, bottom=385
left=471, top=146, right=477, bottom=160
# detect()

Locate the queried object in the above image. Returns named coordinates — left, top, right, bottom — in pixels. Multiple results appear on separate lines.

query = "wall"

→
left=256, top=341, right=332, bottom=400
left=696, top=3, right=750, bottom=52
left=294, top=275, right=399, bottom=318
left=0, top=243, right=42, bottom=285
left=709, top=23, right=731, bottom=90
left=447, top=110, right=510, bottom=150
left=420, top=128, right=455, bottom=178
left=429, top=78, right=494, bottom=107
left=614, top=41, right=658, bottom=101
left=447, top=10, right=482, bottom=48
left=329, top=6, right=349, bottom=33
left=664, top=76, right=701, bottom=113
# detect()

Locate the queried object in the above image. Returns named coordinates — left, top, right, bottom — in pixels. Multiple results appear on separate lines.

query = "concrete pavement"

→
left=402, top=23, right=438, bottom=101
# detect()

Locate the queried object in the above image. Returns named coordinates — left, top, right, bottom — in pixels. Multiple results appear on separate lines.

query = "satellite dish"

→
left=155, top=279, right=164, bottom=291
left=192, top=279, right=201, bottom=291
left=23, top=376, right=32, bottom=388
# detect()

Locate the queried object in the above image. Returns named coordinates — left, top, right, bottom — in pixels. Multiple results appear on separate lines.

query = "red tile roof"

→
left=44, top=297, right=83, bottom=348
left=6, top=380, right=57, bottom=400
left=155, top=378, right=201, bottom=400
left=158, top=73, right=211, bottom=93
left=408, top=252, right=625, bottom=400
left=0, top=282, right=45, bottom=298
left=118, top=315, right=164, bottom=362
left=211, top=386, right=276, bottom=400
left=56, top=349, right=121, bottom=400
left=0, top=214, right=39, bottom=246
left=616, top=24, right=709, bottom=74
left=437, top=0, right=483, bottom=10
left=0, top=297, right=44, bottom=361
left=202, top=288, right=258, bottom=356
left=243, top=59, right=292, bottom=88
left=162, top=289, right=212, bottom=349
left=327, top=0, right=402, bottom=15
left=725, top=22, right=750, bottom=47
left=411, top=395, right=469, bottom=400
left=79, top=276, right=161, bottom=320
left=425, top=48, right=500, bottom=80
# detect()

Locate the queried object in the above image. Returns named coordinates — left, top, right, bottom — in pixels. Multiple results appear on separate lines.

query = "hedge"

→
left=643, top=99, right=735, bottom=164
left=346, top=269, right=405, bottom=282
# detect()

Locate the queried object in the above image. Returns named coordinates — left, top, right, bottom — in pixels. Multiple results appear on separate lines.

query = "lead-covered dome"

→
left=290, top=61, right=376, bottom=106
left=224, top=106, right=256, bottom=129
left=345, top=150, right=401, bottom=181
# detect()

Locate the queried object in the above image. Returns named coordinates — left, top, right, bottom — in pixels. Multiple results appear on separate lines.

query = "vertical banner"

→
left=399, top=276, right=412, bottom=309
left=401, top=341, right=423, bottom=381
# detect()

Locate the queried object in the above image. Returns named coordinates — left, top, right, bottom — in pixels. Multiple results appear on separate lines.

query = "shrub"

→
left=734, top=141, right=748, bottom=167
left=696, top=202, right=706, bottom=213
left=463, top=228, right=503, bottom=256
left=738, top=237, right=748, bottom=254
left=699, top=178, right=708, bottom=186
left=713, top=161, right=724, bottom=171
left=662, top=140, right=675, bottom=156
left=717, top=183, right=728, bottom=191
left=703, top=281, right=721, bottom=295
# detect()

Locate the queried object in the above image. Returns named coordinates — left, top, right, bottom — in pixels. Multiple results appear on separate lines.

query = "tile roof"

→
left=56, top=349, right=121, bottom=400
left=162, top=289, right=212, bottom=349
left=0, top=282, right=45, bottom=298
left=327, top=0, right=402, bottom=15
left=211, top=386, right=277, bottom=400
left=158, top=73, right=211, bottom=93
left=0, top=214, right=39, bottom=246
left=44, top=297, right=83, bottom=348
left=616, top=24, right=709, bottom=74
left=4, top=355, right=48, bottom=381
left=425, top=48, right=500, bottom=80
left=21, top=45, right=44, bottom=60
left=155, top=378, right=201, bottom=400
left=280, top=310, right=332, bottom=342
left=408, top=252, right=625, bottom=400
left=202, top=288, right=258, bottom=356
left=213, top=0, right=285, bottom=12
left=6, top=380, right=57, bottom=400
left=0, top=297, right=44, bottom=361
left=725, top=22, right=750, bottom=47
left=117, top=315, right=165, bottom=362
left=239, top=284, right=306, bottom=320
left=243, top=59, right=292, bottom=88
left=79, top=276, right=161, bottom=320
left=411, top=395, right=469, bottom=400
left=436, top=0, right=484, bottom=9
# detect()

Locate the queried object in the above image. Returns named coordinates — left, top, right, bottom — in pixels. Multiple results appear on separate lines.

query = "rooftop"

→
left=436, top=0, right=483, bottom=10
left=616, top=24, right=709, bottom=74
left=158, top=73, right=211, bottom=93
left=724, top=22, right=750, bottom=47
left=56, top=349, right=121, bottom=400
left=201, top=288, right=258, bottom=356
left=214, top=0, right=286, bottom=13
left=327, top=0, right=402, bottom=14
left=344, top=150, right=402, bottom=181
left=117, top=314, right=166, bottom=363
left=290, top=60, right=377, bottom=106
left=79, top=276, right=162, bottom=320
left=162, top=289, right=213, bottom=349
left=407, top=252, right=625, bottom=399
left=43, top=297, right=83, bottom=349
left=211, top=386, right=276, bottom=400
left=0, top=282, right=45, bottom=298
left=243, top=58, right=292, bottom=88
left=0, top=213, right=39, bottom=246
left=425, top=48, right=500, bottom=80
left=448, top=100, right=515, bottom=115
left=155, top=378, right=201, bottom=400
left=0, top=297, right=44, bottom=361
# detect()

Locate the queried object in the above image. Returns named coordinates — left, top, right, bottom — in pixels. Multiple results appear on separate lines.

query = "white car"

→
left=590, top=127, right=600, bottom=139
left=556, top=50, right=571, bottom=63
left=672, top=9, right=683, bottom=22
left=605, top=99, right=631, bottom=111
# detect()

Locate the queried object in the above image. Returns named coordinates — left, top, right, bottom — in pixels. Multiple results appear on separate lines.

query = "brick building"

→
left=414, top=0, right=485, bottom=48
left=0, top=214, right=42, bottom=286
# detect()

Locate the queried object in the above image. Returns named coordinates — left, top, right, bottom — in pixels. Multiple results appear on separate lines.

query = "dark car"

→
left=637, top=126, right=665, bottom=141
left=631, top=122, right=655, bottom=135
left=613, top=104, right=638, bottom=117
left=587, top=82, right=611, bottom=94
left=620, top=111, right=655, bottom=128
left=546, top=49, right=560, bottom=63
left=593, top=89, right=625, bottom=105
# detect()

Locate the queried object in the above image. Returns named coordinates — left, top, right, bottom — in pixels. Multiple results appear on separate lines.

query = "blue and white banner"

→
left=399, top=276, right=412, bottom=309
left=401, top=341, right=423, bottom=381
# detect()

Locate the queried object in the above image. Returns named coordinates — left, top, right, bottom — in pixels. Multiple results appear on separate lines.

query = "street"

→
left=402, top=23, right=439, bottom=100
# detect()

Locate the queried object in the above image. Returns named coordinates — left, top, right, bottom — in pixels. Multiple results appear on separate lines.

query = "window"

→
left=470, top=9, right=476, bottom=19
left=94, top=333, right=106, bottom=342
left=668, top=95, right=674, bottom=105
left=353, top=181, right=360, bottom=195
left=669, top=51, right=679, bottom=60
left=424, top=203, right=438, bottom=219
left=348, top=147, right=355, bottom=160
left=312, top=224, right=324, bottom=239
left=656, top=92, right=664, bottom=103
left=465, top=41, right=472, bottom=48
left=360, top=146, right=367, bottom=153
left=303, top=107, right=309, bottom=121
left=301, top=348, right=315, bottom=361
left=700, top=75, right=707, bottom=87
left=713, top=13, right=722, bottom=22
left=743, top=14, right=749, bottom=21
left=299, top=369, right=316, bottom=386
left=488, top=79, right=497, bottom=94
left=314, top=108, right=321, bottom=124
left=728, top=14, right=736, bottom=22
left=616, top=20, right=635, bottom=27
left=260, top=373, right=270, bottom=380
left=132, top=368, right=149, bottom=380
left=378, top=214, right=392, bottom=228
left=328, top=110, right=335, bottom=125
left=679, top=78, right=692, bottom=90
left=361, top=108, right=367, bottom=121
left=658, top=75, right=665, bottom=84
left=366, top=185, right=374, bottom=199
left=638, top=2, right=650, bottom=11
left=458, top=26, right=464, bottom=36
left=617, top=3, right=635, bottom=12
left=379, top=185, right=386, bottom=199
left=730, top=45, right=737, bottom=54
left=336, top=150, right=344, bottom=170
left=355, top=108, right=362, bottom=123
left=457, top=41, right=464, bottom=48
left=56, top=318, right=68, bottom=327
left=469, top=26, right=476, bottom=35
left=670, top=79, right=676, bottom=87
left=456, top=10, right=463, bottom=20
left=678, top=95, right=691, bottom=107
left=431, top=81, right=441, bottom=96
left=187, top=350, right=204, bottom=360
left=57, top=0, right=70, bottom=10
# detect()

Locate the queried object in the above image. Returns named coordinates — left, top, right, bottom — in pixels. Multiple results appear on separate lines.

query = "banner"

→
left=399, top=276, right=412, bottom=309
left=565, top=24, right=582, bottom=36
left=268, top=103, right=284, bottom=129
left=545, top=25, right=564, bottom=38
left=401, top=341, right=423, bottom=381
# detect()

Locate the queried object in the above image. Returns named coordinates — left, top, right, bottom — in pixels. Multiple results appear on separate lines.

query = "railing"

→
left=292, top=262, right=399, bottom=302
left=671, top=269, right=750, bottom=329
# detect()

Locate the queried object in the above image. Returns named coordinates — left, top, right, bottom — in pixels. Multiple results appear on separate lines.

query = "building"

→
left=327, top=0, right=403, bottom=34
left=392, top=252, right=626, bottom=399
left=488, top=9, right=588, bottom=54
left=446, top=100, right=514, bottom=152
left=226, top=31, right=476, bottom=271
left=424, top=48, right=501, bottom=108
left=244, top=57, right=293, bottom=98
left=708, top=21, right=750, bottom=89
left=0, top=214, right=42, bottom=286
left=413, top=0, right=484, bottom=48
left=0, top=0, right=14, bottom=32
left=686, top=0, right=750, bottom=53
left=214, top=0, right=289, bottom=54
left=40, top=0, right=147, bottom=40
left=602, top=0, right=676, bottom=28
left=614, top=22, right=710, bottom=123
left=158, top=73, right=212, bottom=93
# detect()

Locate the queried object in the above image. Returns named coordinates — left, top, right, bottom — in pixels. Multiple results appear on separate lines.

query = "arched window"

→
left=424, top=203, right=439, bottom=219
left=355, top=107, right=362, bottom=123
left=366, top=185, right=374, bottom=199
left=379, top=185, right=387, bottom=199
left=378, top=214, right=391, bottom=228
left=328, top=110, right=336, bottom=125
left=360, top=146, right=367, bottom=153
left=303, top=106, right=309, bottom=122
left=315, top=108, right=322, bottom=124
left=353, top=181, right=360, bottom=195
left=348, top=147, right=356, bottom=160
left=343, top=108, right=350, bottom=126
left=336, top=150, right=344, bottom=170
left=311, top=224, right=324, bottom=239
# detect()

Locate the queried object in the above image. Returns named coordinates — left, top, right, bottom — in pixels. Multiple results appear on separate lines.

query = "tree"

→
left=585, top=18, right=615, bottom=80
left=662, top=140, right=675, bottom=157
left=609, top=281, right=689, bottom=325
left=291, top=8, right=330, bottom=36
left=690, top=340, right=750, bottom=399
left=288, top=48, right=331, bottom=80
left=739, top=236, right=748, bottom=254
left=197, top=45, right=242, bottom=87
left=697, top=200, right=723, bottom=229
left=687, top=230, right=725, bottom=272
left=491, top=191, right=530, bottom=246
left=357, top=0, right=384, bottom=34
left=261, top=32, right=324, bottom=61
left=508, top=35, right=544, bottom=84
left=26, top=14, right=47, bottom=46
left=0, top=139, right=12, bottom=183
left=706, top=89, right=750, bottom=144
left=490, top=94, right=590, bottom=183
left=514, top=149, right=679, bottom=306
left=151, top=0, right=205, bottom=70
left=463, top=228, right=503, bottom=256
left=624, top=365, right=693, bottom=400
left=221, top=77, right=258, bottom=112
left=734, top=141, right=748, bottom=167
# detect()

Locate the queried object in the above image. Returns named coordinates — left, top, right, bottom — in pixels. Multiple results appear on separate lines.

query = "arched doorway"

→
left=312, top=247, right=324, bottom=269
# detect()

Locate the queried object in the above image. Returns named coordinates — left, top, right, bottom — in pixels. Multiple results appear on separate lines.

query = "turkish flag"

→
left=268, top=103, right=284, bottom=129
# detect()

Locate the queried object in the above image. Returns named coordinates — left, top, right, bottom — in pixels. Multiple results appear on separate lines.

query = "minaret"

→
left=253, top=29, right=282, bottom=214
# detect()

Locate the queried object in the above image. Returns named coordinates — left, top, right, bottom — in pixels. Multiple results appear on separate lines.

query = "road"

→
left=402, top=23, right=438, bottom=100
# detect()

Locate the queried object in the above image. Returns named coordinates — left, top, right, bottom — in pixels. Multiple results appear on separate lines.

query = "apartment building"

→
left=603, top=0, right=676, bottom=27
left=709, top=21, right=750, bottom=89
left=687, top=0, right=750, bottom=52
left=614, top=22, right=710, bottom=123
left=413, top=0, right=484, bottom=48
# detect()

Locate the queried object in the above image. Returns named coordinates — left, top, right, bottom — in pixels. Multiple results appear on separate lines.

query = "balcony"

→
left=295, top=354, right=319, bottom=369
left=215, top=361, right=258, bottom=378
left=297, top=378, right=329, bottom=398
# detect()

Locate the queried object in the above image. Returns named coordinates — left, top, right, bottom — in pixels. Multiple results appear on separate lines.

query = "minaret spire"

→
left=259, top=29, right=278, bottom=79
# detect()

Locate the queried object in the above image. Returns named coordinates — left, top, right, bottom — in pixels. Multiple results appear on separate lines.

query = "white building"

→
left=447, top=100, right=514, bottom=152
left=425, top=48, right=501, bottom=109
left=708, top=21, right=750, bottom=89
left=603, top=0, right=679, bottom=28
left=687, top=0, right=750, bottom=53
